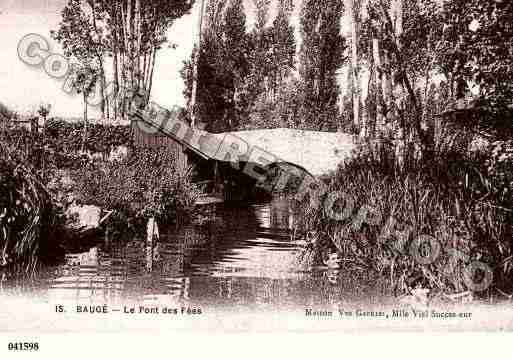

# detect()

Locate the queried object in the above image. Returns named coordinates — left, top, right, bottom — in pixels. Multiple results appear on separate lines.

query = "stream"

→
left=0, top=199, right=388, bottom=310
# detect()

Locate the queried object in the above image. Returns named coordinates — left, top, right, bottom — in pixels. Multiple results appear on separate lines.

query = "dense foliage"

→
left=1, top=120, right=132, bottom=173
left=0, top=147, right=58, bottom=270
left=242, top=0, right=297, bottom=129
left=438, top=0, right=513, bottom=106
left=1, top=118, right=200, bottom=266
left=435, top=0, right=513, bottom=138
left=297, top=0, right=347, bottom=130
left=71, top=147, right=200, bottom=225
left=182, top=0, right=250, bottom=132
left=296, top=141, right=513, bottom=297
left=45, top=118, right=132, bottom=154
left=181, top=0, right=298, bottom=132
left=0, top=119, right=134, bottom=268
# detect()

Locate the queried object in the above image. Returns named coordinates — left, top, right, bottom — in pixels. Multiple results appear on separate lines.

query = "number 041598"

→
left=8, top=342, right=39, bottom=351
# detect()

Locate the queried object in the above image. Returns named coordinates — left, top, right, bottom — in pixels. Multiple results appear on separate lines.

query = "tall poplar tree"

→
left=269, top=0, right=296, bottom=99
left=298, top=0, right=347, bottom=130
left=182, top=0, right=249, bottom=132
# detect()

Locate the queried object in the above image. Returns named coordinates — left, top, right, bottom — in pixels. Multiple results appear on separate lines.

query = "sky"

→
left=0, top=0, right=351, bottom=118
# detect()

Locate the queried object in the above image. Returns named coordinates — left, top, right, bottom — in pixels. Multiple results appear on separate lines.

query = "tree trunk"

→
left=361, top=68, right=370, bottom=138
left=382, top=48, right=393, bottom=121
left=90, top=0, right=106, bottom=120
left=82, top=92, right=88, bottom=152
left=372, top=36, right=385, bottom=137
left=190, top=0, right=206, bottom=128
left=134, top=0, right=142, bottom=92
left=146, top=48, right=156, bottom=106
left=113, top=43, right=119, bottom=120
left=111, top=2, right=120, bottom=121
left=146, top=217, right=159, bottom=272
left=367, top=62, right=376, bottom=138
left=388, top=0, right=427, bottom=148
left=126, top=0, right=133, bottom=90
left=120, top=3, right=128, bottom=121
left=120, top=51, right=127, bottom=120
left=142, top=50, right=148, bottom=92
left=390, top=0, right=405, bottom=169
left=349, top=0, right=360, bottom=132
left=97, top=55, right=107, bottom=120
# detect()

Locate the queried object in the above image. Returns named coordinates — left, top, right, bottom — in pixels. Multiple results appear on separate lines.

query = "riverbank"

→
left=0, top=122, right=200, bottom=269
left=294, top=139, right=513, bottom=301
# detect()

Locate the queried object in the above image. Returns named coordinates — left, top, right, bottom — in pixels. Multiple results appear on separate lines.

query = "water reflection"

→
left=1, top=199, right=387, bottom=308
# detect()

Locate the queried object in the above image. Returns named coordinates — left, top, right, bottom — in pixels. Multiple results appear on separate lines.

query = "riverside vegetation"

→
left=0, top=118, right=199, bottom=272
left=2, top=0, right=513, bottom=304
left=295, top=130, right=513, bottom=300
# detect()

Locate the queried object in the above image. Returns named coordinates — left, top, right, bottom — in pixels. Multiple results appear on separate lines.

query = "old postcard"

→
left=1, top=0, right=513, bottom=354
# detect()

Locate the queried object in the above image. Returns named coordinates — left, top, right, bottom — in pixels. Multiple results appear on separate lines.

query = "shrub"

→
left=0, top=146, right=60, bottom=270
left=0, top=124, right=121, bottom=176
left=1, top=119, right=132, bottom=173
left=71, top=147, right=200, bottom=227
left=44, top=118, right=132, bottom=154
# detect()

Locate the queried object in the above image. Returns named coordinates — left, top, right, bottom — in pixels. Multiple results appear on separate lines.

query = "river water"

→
left=3, top=200, right=513, bottom=333
left=1, top=199, right=387, bottom=311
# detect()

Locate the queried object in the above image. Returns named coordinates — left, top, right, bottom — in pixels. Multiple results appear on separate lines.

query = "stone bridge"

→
left=132, top=110, right=356, bottom=201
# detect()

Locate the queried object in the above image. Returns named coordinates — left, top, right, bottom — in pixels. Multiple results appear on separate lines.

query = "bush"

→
left=0, top=147, right=60, bottom=270
left=0, top=121, right=134, bottom=224
left=0, top=120, right=131, bottom=175
left=296, top=141, right=513, bottom=297
left=44, top=118, right=132, bottom=154
left=71, top=147, right=200, bottom=226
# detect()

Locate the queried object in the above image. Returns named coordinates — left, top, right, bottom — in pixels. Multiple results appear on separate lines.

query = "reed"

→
left=0, top=142, right=56, bottom=272
left=296, top=140, right=513, bottom=297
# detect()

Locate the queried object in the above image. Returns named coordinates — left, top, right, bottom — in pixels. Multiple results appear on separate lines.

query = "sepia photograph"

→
left=0, top=0, right=512, bottom=352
